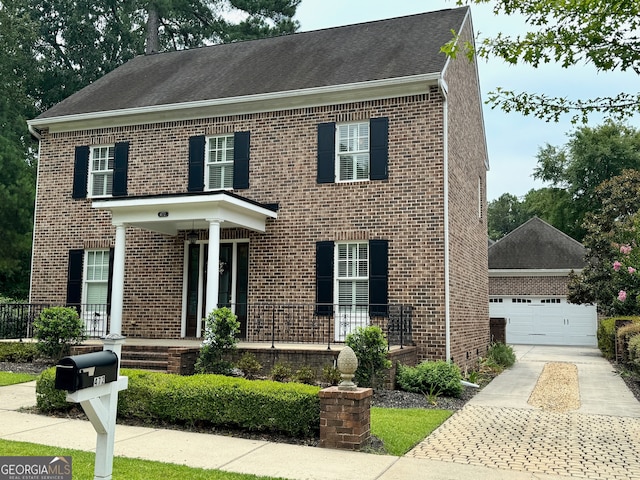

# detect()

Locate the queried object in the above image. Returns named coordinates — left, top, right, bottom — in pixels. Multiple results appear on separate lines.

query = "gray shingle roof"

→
left=37, top=7, right=468, bottom=119
left=488, top=217, right=586, bottom=270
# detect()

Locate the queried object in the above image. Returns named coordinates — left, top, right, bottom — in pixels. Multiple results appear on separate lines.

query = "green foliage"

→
left=292, top=366, right=316, bottom=385
left=123, top=369, right=320, bottom=437
left=345, top=326, right=392, bottom=388
left=270, top=362, right=293, bottom=382
left=597, top=318, right=618, bottom=359
left=396, top=361, right=463, bottom=398
left=33, top=307, right=85, bottom=361
left=38, top=368, right=321, bottom=437
left=371, top=407, right=452, bottom=456
left=36, top=368, right=70, bottom=412
left=485, top=343, right=516, bottom=369
left=321, top=364, right=341, bottom=386
left=0, top=342, right=38, bottom=362
left=628, top=335, right=640, bottom=365
left=236, top=352, right=262, bottom=379
left=195, top=307, right=240, bottom=375
left=568, top=170, right=640, bottom=314
left=445, top=1, right=640, bottom=123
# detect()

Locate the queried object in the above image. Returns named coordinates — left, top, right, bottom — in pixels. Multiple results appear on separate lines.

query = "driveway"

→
left=408, top=345, right=640, bottom=480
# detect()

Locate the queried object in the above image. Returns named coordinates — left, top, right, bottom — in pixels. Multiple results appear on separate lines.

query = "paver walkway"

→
left=408, top=345, right=640, bottom=480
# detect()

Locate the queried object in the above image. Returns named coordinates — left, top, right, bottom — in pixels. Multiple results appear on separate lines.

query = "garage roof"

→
left=489, top=217, right=586, bottom=270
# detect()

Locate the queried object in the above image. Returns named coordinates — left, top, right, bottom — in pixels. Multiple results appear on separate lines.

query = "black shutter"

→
left=317, top=122, right=335, bottom=184
left=188, top=135, right=205, bottom=192
left=233, top=131, right=250, bottom=189
left=112, top=142, right=129, bottom=197
left=369, top=240, right=389, bottom=317
left=315, top=241, right=334, bottom=316
left=106, top=248, right=114, bottom=315
left=66, top=250, right=84, bottom=309
left=370, top=117, right=389, bottom=180
left=72, top=146, right=89, bottom=199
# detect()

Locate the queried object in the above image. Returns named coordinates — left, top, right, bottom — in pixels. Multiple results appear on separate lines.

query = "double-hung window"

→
left=337, top=122, right=370, bottom=182
left=89, top=146, right=115, bottom=197
left=336, top=242, right=369, bottom=316
left=206, top=135, right=234, bottom=190
left=84, top=250, right=110, bottom=308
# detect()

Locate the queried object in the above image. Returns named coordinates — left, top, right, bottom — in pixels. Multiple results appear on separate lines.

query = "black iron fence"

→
left=0, top=302, right=412, bottom=348
left=232, top=303, right=413, bottom=349
left=0, top=303, right=109, bottom=340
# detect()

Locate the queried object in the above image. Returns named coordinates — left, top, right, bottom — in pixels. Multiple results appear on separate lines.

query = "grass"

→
left=0, top=439, right=285, bottom=480
left=371, top=407, right=453, bottom=456
left=0, top=371, right=37, bottom=386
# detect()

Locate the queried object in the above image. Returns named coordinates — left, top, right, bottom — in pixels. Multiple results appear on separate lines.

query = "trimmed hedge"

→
left=36, top=368, right=320, bottom=437
left=597, top=317, right=640, bottom=360
left=0, top=342, right=38, bottom=362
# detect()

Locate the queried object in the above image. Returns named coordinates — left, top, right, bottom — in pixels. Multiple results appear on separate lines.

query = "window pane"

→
left=86, top=283, right=108, bottom=305
left=207, top=135, right=234, bottom=189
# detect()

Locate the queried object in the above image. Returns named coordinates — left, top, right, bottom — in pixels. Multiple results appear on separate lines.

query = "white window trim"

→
left=88, top=145, right=115, bottom=198
left=82, top=249, right=110, bottom=333
left=205, top=135, right=234, bottom=191
left=335, top=121, right=370, bottom=183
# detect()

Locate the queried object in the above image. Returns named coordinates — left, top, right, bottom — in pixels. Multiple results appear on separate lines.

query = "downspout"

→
left=438, top=76, right=451, bottom=363
left=27, top=124, right=42, bottom=304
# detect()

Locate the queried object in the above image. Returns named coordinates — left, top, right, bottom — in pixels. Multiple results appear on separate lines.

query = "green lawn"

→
left=371, top=407, right=453, bottom=456
left=0, top=371, right=37, bottom=386
left=0, top=439, right=285, bottom=480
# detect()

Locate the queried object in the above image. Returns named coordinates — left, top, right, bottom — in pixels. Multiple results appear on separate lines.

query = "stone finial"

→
left=337, top=346, right=358, bottom=391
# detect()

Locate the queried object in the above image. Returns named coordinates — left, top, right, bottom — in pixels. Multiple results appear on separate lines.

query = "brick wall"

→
left=443, top=17, right=491, bottom=366
left=489, top=275, right=570, bottom=296
left=31, top=37, right=489, bottom=365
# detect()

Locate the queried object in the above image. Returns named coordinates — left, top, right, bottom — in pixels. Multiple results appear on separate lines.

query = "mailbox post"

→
left=55, top=334, right=127, bottom=480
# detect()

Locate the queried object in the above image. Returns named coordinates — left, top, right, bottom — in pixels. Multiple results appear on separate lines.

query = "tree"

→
left=0, top=0, right=300, bottom=298
left=487, top=193, right=528, bottom=240
left=568, top=170, right=640, bottom=315
left=445, top=0, right=640, bottom=123
left=533, top=121, right=640, bottom=241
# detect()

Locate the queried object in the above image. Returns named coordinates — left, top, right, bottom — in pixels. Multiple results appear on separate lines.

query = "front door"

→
left=184, top=241, right=249, bottom=338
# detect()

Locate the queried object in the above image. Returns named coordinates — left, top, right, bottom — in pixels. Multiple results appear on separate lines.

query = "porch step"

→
left=120, top=347, right=169, bottom=373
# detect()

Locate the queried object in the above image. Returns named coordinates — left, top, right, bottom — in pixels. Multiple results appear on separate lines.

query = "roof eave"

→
left=29, top=73, right=441, bottom=133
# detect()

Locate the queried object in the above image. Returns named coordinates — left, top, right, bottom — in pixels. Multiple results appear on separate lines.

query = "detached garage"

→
left=489, top=217, right=597, bottom=347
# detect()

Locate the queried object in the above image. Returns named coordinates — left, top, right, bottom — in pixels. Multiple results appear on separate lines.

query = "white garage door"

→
left=489, top=297, right=597, bottom=346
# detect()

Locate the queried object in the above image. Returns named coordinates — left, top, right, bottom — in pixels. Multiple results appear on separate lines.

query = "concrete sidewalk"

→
left=2, top=345, right=637, bottom=480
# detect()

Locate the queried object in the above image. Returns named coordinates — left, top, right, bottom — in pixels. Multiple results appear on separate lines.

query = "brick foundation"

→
left=319, top=386, right=373, bottom=450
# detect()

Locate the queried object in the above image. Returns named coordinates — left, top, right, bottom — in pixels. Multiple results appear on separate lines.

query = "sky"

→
left=293, top=0, right=640, bottom=201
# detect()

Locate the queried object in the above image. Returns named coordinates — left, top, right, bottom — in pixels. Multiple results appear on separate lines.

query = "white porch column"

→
left=205, top=219, right=221, bottom=318
left=110, top=223, right=126, bottom=336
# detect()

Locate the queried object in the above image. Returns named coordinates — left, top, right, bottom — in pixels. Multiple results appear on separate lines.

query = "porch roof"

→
left=92, top=191, right=278, bottom=235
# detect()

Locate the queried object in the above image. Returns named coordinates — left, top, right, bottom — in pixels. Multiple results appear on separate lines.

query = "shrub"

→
left=629, top=335, right=640, bottom=364
left=33, top=307, right=85, bottom=361
left=597, top=317, right=640, bottom=359
left=617, top=323, right=640, bottom=339
left=0, top=342, right=39, bottom=362
left=321, top=364, right=341, bottom=386
left=36, top=368, right=71, bottom=412
left=486, top=342, right=516, bottom=370
left=292, top=366, right=316, bottom=385
left=236, top=352, right=262, bottom=379
left=396, top=361, right=463, bottom=398
left=270, top=362, right=293, bottom=382
left=345, top=326, right=392, bottom=388
left=195, top=307, right=240, bottom=375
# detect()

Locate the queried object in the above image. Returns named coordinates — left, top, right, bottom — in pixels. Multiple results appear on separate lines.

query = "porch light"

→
left=187, top=230, right=199, bottom=244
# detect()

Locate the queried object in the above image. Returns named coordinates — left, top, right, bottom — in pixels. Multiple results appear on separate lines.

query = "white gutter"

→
left=27, top=129, right=41, bottom=303
left=439, top=76, right=451, bottom=363
left=28, top=73, right=441, bottom=132
left=28, top=124, right=41, bottom=141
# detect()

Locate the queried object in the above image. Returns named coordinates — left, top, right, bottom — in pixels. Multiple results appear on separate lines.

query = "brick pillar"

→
left=319, top=386, right=373, bottom=450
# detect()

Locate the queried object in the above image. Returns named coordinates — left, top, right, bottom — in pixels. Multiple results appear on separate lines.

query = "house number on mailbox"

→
left=93, top=375, right=106, bottom=387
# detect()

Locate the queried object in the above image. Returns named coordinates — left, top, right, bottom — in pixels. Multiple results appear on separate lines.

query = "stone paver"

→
left=409, top=405, right=640, bottom=480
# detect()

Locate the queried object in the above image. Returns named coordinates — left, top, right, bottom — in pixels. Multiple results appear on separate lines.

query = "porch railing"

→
left=229, top=303, right=413, bottom=349
left=0, top=302, right=412, bottom=348
left=0, top=303, right=109, bottom=340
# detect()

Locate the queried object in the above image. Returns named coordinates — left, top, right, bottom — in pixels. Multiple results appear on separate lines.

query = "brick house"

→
left=489, top=217, right=597, bottom=346
left=27, top=7, right=489, bottom=365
